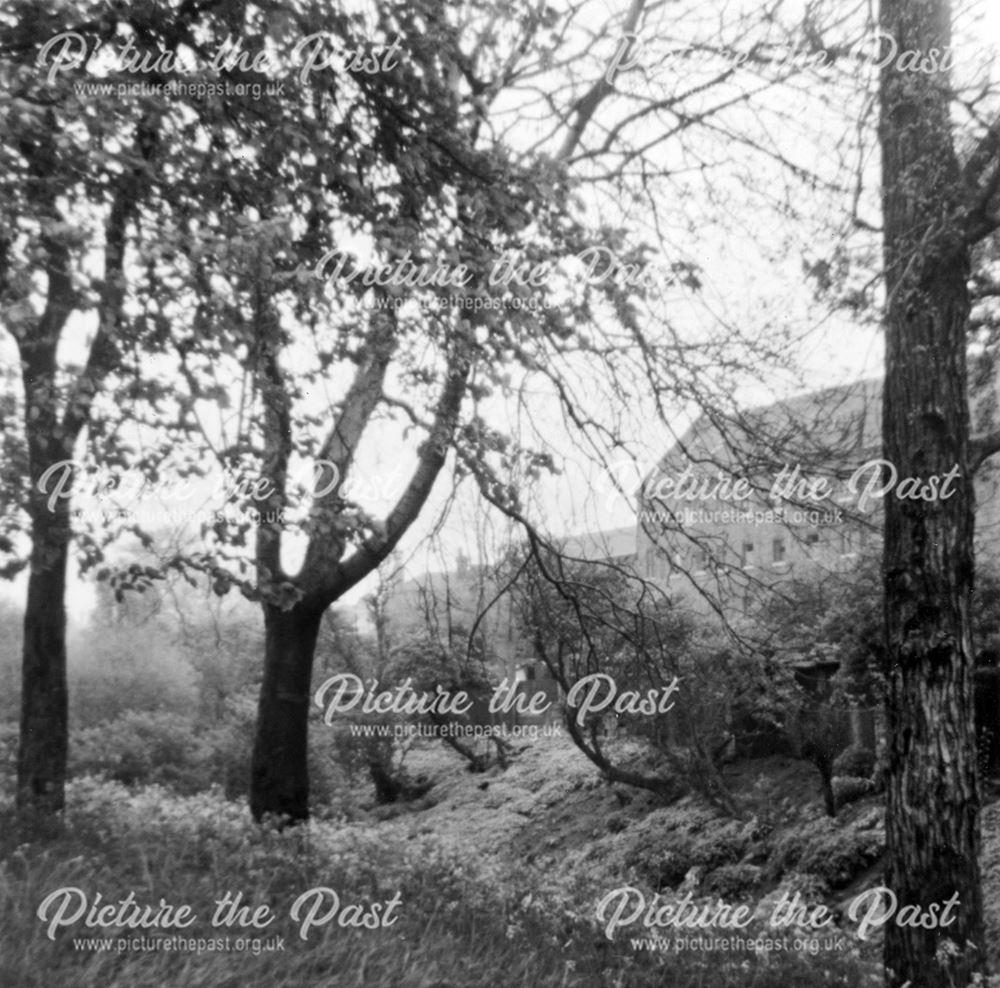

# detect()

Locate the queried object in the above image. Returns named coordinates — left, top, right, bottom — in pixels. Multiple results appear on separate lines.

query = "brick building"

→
left=637, top=377, right=1000, bottom=611
left=636, top=377, right=1000, bottom=756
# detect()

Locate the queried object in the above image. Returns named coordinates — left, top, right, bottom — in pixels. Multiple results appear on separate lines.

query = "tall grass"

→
left=0, top=778, right=879, bottom=988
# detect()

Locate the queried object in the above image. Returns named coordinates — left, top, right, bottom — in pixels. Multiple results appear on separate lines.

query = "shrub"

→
left=0, top=777, right=880, bottom=988
left=69, top=626, right=195, bottom=729
left=71, top=710, right=205, bottom=792
left=625, top=842, right=695, bottom=890
left=798, top=831, right=884, bottom=889
left=196, top=690, right=257, bottom=800
left=832, top=776, right=874, bottom=807
left=306, top=719, right=355, bottom=813
left=690, top=828, right=747, bottom=869
left=702, top=863, right=764, bottom=899
left=768, top=831, right=807, bottom=878
left=200, top=691, right=351, bottom=811
left=68, top=691, right=352, bottom=814
left=833, top=744, right=876, bottom=780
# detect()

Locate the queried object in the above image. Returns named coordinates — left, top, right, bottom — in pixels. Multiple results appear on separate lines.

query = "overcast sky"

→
left=3, top=0, right=999, bottom=626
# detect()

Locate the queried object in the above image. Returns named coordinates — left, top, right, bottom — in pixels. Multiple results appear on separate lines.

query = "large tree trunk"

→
left=18, top=332, right=74, bottom=816
left=879, top=0, right=985, bottom=983
left=249, top=602, right=324, bottom=823
left=16, top=501, right=70, bottom=814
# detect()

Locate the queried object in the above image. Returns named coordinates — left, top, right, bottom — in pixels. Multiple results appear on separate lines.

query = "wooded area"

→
left=3, top=1, right=1000, bottom=985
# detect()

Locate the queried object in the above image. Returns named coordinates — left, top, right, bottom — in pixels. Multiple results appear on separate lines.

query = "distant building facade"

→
left=378, top=376, right=1000, bottom=757
left=636, top=377, right=1000, bottom=757
left=637, top=378, right=1000, bottom=609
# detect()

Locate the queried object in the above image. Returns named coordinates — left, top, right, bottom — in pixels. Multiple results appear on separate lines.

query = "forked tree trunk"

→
left=879, top=0, right=985, bottom=982
left=17, top=501, right=70, bottom=814
left=249, top=602, right=324, bottom=823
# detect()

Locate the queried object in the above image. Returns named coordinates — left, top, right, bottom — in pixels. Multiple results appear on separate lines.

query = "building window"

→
left=772, top=538, right=786, bottom=563
left=693, top=549, right=708, bottom=572
left=806, top=532, right=820, bottom=546
left=742, top=540, right=754, bottom=565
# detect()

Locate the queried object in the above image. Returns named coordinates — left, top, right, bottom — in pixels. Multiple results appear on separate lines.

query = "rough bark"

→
left=879, top=0, right=985, bottom=982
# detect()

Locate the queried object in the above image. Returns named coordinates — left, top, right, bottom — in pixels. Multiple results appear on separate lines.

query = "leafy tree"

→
left=748, top=554, right=884, bottom=815
left=0, top=0, right=883, bottom=829
left=0, top=0, right=256, bottom=811
left=155, top=0, right=833, bottom=826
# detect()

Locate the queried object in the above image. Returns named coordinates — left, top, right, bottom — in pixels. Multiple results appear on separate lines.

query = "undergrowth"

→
left=0, top=778, right=881, bottom=987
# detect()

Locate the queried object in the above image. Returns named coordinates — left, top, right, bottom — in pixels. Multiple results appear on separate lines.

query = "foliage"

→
left=71, top=710, right=203, bottom=792
left=319, top=630, right=495, bottom=802
left=833, top=746, right=876, bottom=780
left=797, top=831, right=884, bottom=891
left=68, top=624, right=194, bottom=729
left=702, top=863, right=765, bottom=899
left=0, top=600, right=19, bottom=722
left=749, top=554, right=885, bottom=701
left=67, top=691, right=350, bottom=812
left=0, top=777, right=880, bottom=988
left=746, top=557, right=1000, bottom=823
left=0, top=722, right=16, bottom=790
left=624, top=822, right=751, bottom=891
left=742, top=557, right=884, bottom=815
left=832, top=776, right=875, bottom=808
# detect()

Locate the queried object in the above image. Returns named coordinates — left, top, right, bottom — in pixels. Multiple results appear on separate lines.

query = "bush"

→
left=702, top=863, right=763, bottom=899
left=71, top=710, right=205, bottom=792
left=0, top=780, right=880, bottom=988
left=690, top=827, right=747, bottom=869
left=798, top=831, right=884, bottom=889
left=625, top=840, right=695, bottom=890
left=69, top=692, right=352, bottom=814
left=69, top=626, right=195, bottom=729
left=305, top=717, right=355, bottom=813
left=833, top=744, right=876, bottom=779
left=832, top=776, right=874, bottom=807
left=196, top=691, right=257, bottom=800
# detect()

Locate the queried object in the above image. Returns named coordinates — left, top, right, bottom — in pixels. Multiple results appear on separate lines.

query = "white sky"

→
left=2, top=0, right=999, bottom=628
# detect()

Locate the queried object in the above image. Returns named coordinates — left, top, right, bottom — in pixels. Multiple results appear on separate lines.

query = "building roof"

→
left=652, top=372, right=999, bottom=486
left=652, top=378, right=883, bottom=486
left=558, top=525, right=637, bottom=562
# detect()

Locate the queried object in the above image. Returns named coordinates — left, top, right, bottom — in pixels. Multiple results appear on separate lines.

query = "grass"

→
left=0, top=776, right=883, bottom=988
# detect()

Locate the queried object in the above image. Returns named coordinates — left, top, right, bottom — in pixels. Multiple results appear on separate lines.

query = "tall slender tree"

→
left=877, top=0, right=1000, bottom=983
left=0, top=0, right=376, bottom=815
left=0, top=2, right=208, bottom=811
